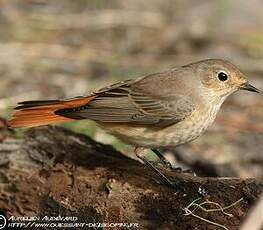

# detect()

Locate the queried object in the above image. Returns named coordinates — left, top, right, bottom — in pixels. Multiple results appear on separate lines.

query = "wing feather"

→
left=56, top=77, right=195, bottom=127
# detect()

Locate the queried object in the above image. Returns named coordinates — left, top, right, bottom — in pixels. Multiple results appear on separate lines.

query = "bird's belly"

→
left=99, top=107, right=217, bottom=148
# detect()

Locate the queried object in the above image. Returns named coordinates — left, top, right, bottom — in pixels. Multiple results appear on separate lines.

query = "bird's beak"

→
left=240, top=82, right=260, bottom=93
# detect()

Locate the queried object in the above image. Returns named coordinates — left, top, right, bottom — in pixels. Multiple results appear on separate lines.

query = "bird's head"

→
left=193, top=59, right=259, bottom=100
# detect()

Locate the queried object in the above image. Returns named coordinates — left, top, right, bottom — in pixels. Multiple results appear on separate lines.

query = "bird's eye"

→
left=217, top=72, right=228, bottom=81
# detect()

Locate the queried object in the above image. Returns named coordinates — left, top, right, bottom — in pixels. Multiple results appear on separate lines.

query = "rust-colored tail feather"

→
left=8, top=96, right=96, bottom=128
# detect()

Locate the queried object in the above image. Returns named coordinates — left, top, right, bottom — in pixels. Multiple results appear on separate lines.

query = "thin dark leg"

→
left=135, top=150, right=177, bottom=189
left=151, top=149, right=173, bottom=169
left=152, top=149, right=194, bottom=174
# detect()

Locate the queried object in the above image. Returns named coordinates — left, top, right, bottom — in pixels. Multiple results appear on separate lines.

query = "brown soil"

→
left=0, top=126, right=262, bottom=230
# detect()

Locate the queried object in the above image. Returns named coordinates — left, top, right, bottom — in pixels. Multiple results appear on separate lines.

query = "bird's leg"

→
left=151, top=149, right=182, bottom=172
left=152, top=149, right=194, bottom=175
left=173, top=149, right=195, bottom=175
left=134, top=147, right=178, bottom=189
left=151, top=149, right=173, bottom=170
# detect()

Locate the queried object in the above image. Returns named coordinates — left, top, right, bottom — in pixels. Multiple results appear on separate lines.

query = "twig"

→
left=184, top=197, right=244, bottom=230
left=184, top=207, right=230, bottom=230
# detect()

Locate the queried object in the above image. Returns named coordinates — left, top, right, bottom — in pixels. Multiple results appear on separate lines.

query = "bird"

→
left=8, top=59, right=259, bottom=187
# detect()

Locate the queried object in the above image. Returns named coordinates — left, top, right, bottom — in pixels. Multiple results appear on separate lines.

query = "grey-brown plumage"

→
left=57, top=70, right=195, bottom=127
left=9, top=59, right=259, bottom=149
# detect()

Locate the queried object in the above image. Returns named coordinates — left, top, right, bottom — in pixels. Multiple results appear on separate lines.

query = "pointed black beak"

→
left=240, top=82, right=260, bottom=93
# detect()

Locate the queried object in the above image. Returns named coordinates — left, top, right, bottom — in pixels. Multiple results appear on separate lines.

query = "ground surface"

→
left=0, top=126, right=262, bottom=230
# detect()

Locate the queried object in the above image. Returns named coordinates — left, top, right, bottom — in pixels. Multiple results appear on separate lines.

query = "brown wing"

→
left=56, top=77, right=195, bottom=127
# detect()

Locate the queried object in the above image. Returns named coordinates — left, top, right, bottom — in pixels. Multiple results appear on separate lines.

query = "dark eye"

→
left=217, top=72, right=228, bottom=81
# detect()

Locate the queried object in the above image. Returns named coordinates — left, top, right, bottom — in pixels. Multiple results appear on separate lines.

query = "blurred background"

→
left=0, top=0, right=262, bottom=178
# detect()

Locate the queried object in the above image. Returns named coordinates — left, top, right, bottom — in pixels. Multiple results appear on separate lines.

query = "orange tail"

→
left=8, top=96, right=96, bottom=128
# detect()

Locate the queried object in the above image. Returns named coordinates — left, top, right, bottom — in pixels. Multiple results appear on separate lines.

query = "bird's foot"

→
left=135, top=147, right=194, bottom=191
left=151, top=149, right=195, bottom=175
left=151, top=149, right=173, bottom=170
left=171, top=167, right=195, bottom=176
